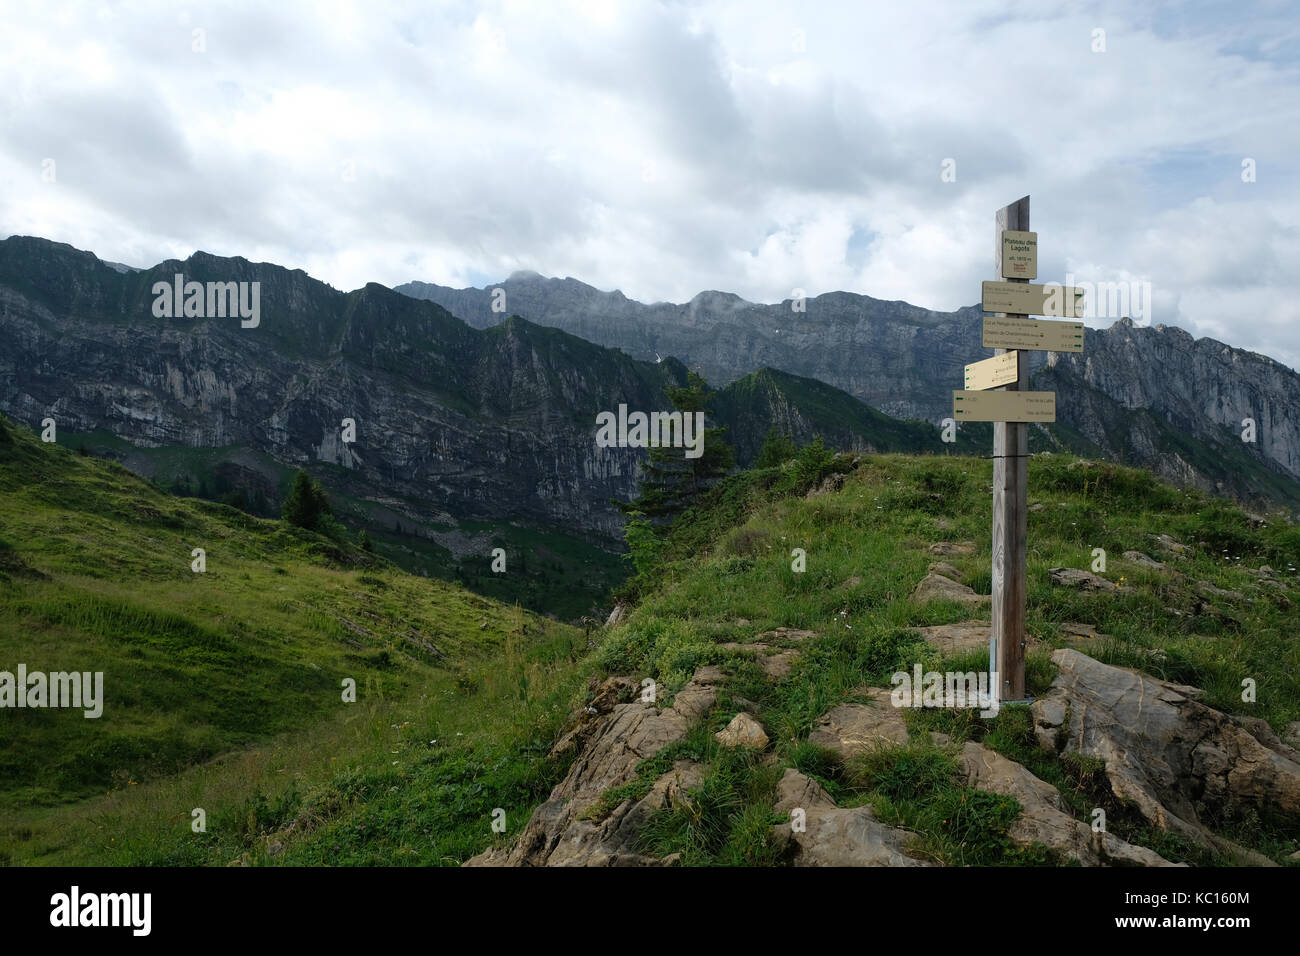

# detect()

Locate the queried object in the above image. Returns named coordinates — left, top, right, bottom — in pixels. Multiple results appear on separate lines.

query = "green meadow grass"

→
left=0, top=415, right=591, bottom=864
left=2, top=410, right=1297, bottom=866
left=597, top=452, right=1300, bottom=865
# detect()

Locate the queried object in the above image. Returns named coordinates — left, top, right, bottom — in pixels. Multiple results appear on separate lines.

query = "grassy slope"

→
left=5, top=408, right=1298, bottom=867
left=53, top=427, right=628, bottom=621
left=0, top=414, right=592, bottom=865
left=594, top=452, right=1300, bottom=865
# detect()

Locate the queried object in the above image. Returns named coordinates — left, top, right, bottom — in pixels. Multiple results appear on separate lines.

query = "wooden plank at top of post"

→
left=991, top=196, right=1029, bottom=703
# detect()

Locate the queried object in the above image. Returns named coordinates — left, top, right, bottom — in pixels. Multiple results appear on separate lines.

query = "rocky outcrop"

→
left=466, top=667, right=723, bottom=866
left=911, top=622, right=991, bottom=655
left=808, top=690, right=910, bottom=757
left=1032, top=649, right=1300, bottom=864
left=956, top=742, right=1178, bottom=867
left=770, top=769, right=932, bottom=867
left=715, top=713, right=769, bottom=749
left=913, top=569, right=987, bottom=606
left=1122, top=551, right=1169, bottom=572
left=1049, top=567, right=1121, bottom=593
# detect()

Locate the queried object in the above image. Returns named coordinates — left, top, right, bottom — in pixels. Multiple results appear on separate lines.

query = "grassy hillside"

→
left=0, top=413, right=592, bottom=864
left=50, top=426, right=627, bottom=621
left=713, top=367, right=985, bottom=464
left=595, top=451, right=1300, bottom=865
left=4, top=407, right=1298, bottom=867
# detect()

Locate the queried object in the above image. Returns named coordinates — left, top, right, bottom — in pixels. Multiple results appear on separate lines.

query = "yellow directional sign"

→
left=982, top=281, right=1085, bottom=317
left=953, top=389, right=1056, bottom=423
left=982, top=316, right=1085, bottom=352
left=965, top=352, right=1018, bottom=390
left=1001, top=231, right=1037, bottom=279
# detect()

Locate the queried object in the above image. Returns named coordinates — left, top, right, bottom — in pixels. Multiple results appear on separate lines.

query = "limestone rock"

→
left=605, top=603, right=628, bottom=627
left=957, top=742, right=1179, bottom=866
left=1031, top=649, right=1300, bottom=864
left=913, top=572, right=986, bottom=606
left=809, top=690, right=910, bottom=758
left=716, top=712, right=769, bottom=750
left=927, top=561, right=963, bottom=580
left=758, top=650, right=799, bottom=679
left=1150, top=533, right=1190, bottom=557
left=773, top=766, right=834, bottom=814
left=465, top=665, right=720, bottom=866
left=1285, top=722, right=1300, bottom=750
left=928, top=541, right=976, bottom=556
left=1049, top=567, right=1118, bottom=593
left=770, top=769, right=931, bottom=867
left=719, top=640, right=801, bottom=680
left=1123, top=550, right=1168, bottom=571
left=912, top=621, right=990, bottom=655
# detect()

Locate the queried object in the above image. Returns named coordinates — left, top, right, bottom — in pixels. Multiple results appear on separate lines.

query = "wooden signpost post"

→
left=953, top=196, right=1086, bottom=704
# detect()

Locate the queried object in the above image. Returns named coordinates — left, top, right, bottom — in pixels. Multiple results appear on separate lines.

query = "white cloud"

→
left=0, top=0, right=1296, bottom=368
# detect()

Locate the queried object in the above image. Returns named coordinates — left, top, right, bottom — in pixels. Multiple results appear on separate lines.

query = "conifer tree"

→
left=620, top=371, right=734, bottom=522
left=282, top=469, right=332, bottom=530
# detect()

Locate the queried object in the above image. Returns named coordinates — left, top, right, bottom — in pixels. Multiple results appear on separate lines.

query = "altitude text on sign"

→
left=981, top=280, right=1085, bottom=318
left=952, top=389, right=1056, bottom=423
left=1001, top=230, right=1037, bottom=279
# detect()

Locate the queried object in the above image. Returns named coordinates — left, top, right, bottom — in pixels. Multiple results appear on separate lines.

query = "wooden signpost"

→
left=953, top=389, right=1055, bottom=422
left=981, top=281, right=1085, bottom=318
left=983, top=316, right=1085, bottom=352
left=953, top=196, right=1086, bottom=704
left=1001, top=231, right=1037, bottom=279
left=964, top=352, right=1018, bottom=390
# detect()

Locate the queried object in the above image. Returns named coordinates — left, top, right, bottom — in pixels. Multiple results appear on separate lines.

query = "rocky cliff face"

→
left=399, top=274, right=1012, bottom=423
left=0, top=238, right=949, bottom=548
left=1046, top=319, right=1300, bottom=479
left=398, top=275, right=1300, bottom=507
left=0, top=238, right=687, bottom=540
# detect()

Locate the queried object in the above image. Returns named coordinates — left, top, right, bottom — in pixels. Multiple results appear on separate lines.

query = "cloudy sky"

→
left=2, top=0, right=1298, bottom=368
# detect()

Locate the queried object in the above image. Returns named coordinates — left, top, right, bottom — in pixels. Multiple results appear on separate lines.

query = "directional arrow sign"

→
left=1001, top=231, right=1037, bottom=279
left=953, top=389, right=1055, bottom=422
left=965, top=352, right=1018, bottom=390
left=982, top=280, right=1085, bottom=317
left=982, top=316, right=1085, bottom=352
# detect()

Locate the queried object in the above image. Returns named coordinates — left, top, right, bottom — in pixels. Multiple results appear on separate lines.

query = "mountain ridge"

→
left=396, top=272, right=1300, bottom=508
